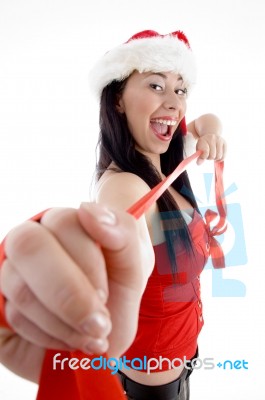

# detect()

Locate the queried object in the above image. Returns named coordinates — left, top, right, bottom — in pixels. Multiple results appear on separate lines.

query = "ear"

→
left=116, top=96, right=125, bottom=113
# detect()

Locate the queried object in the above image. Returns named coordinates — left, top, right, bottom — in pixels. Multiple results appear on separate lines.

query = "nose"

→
left=163, top=91, right=186, bottom=117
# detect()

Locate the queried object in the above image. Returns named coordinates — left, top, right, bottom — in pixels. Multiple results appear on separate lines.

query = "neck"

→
left=137, top=150, right=163, bottom=177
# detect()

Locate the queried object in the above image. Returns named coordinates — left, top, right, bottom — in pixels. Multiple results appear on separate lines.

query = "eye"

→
left=150, top=83, right=163, bottom=91
left=175, top=88, right=188, bottom=96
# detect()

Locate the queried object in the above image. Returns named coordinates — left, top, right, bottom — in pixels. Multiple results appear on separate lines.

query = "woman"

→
left=0, top=30, right=226, bottom=399
left=91, top=30, right=226, bottom=399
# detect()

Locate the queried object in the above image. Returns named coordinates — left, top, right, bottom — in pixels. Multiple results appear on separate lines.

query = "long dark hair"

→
left=96, top=79, right=200, bottom=275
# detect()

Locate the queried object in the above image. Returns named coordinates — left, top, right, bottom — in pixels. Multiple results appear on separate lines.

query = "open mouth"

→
left=150, top=119, right=177, bottom=140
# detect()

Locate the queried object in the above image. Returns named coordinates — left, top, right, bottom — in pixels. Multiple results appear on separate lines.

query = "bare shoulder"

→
left=96, top=170, right=163, bottom=246
left=96, top=170, right=152, bottom=212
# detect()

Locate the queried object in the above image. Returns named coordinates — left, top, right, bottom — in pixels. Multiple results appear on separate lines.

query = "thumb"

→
left=77, top=202, right=144, bottom=358
left=77, top=202, right=143, bottom=287
left=196, top=139, right=209, bottom=165
left=77, top=201, right=137, bottom=253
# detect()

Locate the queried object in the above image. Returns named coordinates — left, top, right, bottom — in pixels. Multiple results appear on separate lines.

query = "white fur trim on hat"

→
left=89, top=33, right=196, bottom=99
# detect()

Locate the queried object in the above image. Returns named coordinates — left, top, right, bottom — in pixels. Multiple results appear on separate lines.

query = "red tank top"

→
left=123, top=210, right=209, bottom=371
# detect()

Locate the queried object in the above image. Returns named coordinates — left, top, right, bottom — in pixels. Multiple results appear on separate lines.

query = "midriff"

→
left=120, top=364, right=185, bottom=385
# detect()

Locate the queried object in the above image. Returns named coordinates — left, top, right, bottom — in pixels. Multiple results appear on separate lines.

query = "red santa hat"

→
left=89, top=30, right=197, bottom=99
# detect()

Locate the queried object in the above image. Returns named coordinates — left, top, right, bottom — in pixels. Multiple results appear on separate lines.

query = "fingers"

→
left=196, top=134, right=227, bottom=165
left=4, top=220, right=111, bottom=353
left=1, top=260, right=110, bottom=353
left=5, top=301, right=109, bottom=354
left=77, top=202, right=145, bottom=290
left=219, top=138, right=227, bottom=161
left=2, top=203, right=150, bottom=360
left=0, top=331, right=47, bottom=383
left=40, top=208, right=109, bottom=302
left=77, top=203, right=150, bottom=358
left=4, top=300, right=72, bottom=350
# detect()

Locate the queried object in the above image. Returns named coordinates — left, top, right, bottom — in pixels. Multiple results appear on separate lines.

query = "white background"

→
left=0, top=0, right=264, bottom=399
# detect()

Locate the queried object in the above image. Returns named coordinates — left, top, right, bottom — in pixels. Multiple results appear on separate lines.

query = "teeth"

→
left=152, top=119, right=177, bottom=126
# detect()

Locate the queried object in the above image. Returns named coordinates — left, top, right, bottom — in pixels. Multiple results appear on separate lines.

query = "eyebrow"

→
left=148, top=72, right=183, bottom=82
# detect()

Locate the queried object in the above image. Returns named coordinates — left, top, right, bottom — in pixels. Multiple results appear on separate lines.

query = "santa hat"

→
left=89, top=30, right=197, bottom=99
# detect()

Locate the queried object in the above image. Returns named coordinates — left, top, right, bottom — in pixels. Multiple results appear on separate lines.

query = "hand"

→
left=196, top=133, right=227, bottom=165
left=0, top=203, right=149, bottom=380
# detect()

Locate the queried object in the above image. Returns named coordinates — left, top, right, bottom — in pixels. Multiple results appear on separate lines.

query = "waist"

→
left=123, top=339, right=199, bottom=374
left=122, top=296, right=203, bottom=369
left=120, top=364, right=185, bottom=385
left=118, top=348, right=198, bottom=396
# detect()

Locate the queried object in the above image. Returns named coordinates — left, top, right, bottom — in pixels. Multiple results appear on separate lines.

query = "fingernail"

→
left=81, top=312, right=111, bottom=337
left=80, top=203, right=117, bottom=225
left=85, top=338, right=108, bottom=354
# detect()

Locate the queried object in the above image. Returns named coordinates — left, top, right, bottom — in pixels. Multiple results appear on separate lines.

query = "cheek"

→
left=182, top=101, right=187, bottom=115
left=122, top=90, right=153, bottom=133
left=125, top=101, right=148, bottom=129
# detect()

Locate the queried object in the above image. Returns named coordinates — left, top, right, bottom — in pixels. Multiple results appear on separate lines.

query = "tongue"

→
left=151, top=122, right=168, bottom=135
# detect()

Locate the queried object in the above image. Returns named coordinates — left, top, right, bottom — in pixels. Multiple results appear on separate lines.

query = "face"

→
left=117, top=71, right=187, bottom=159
